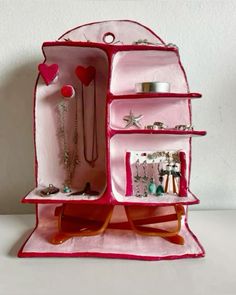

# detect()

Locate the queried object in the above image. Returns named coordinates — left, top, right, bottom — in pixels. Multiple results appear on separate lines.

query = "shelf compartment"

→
left=35, top=45, right=109, bottom=197
left=111, top=190, right=199, bottom=206
left=18, top=204, right=204, bottom=260
left=109, top=97, right=192, bottom=130
left=110, top=50, right=188, bottom=95
left=125, top=150, right=188, bottom=199
left=108, top=92, right=202, bottom=101
left=110, top=134, right=192, bottom=205
left=22, top=187, right=110, bottom=204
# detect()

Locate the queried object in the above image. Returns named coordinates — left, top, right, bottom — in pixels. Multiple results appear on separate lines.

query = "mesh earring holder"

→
left=19, top=20, right=206, bottom=260
left=125, top=150, right=188, bottom=199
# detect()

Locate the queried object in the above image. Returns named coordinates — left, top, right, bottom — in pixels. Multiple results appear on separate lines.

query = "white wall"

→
left=0, top=0, right=235, bottom=213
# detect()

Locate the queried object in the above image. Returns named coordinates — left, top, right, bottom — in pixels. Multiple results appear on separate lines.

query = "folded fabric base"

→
left=18, top=204, right=204, bottom=260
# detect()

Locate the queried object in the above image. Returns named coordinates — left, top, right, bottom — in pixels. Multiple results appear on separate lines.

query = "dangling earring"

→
left=164, top=162, right=172, bottom=193
left=148, top=160, right=157, bottom=195
left=156, top=161, right=165, bottom=196
left=171, top=163, right=181, bottom=194
left=134, top=159, right=141, bottom=197
left=142, top=160, right=148, bottom=197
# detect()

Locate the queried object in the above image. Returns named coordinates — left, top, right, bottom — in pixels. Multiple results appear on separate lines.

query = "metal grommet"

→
left=103, top=32, right=115, bottom=44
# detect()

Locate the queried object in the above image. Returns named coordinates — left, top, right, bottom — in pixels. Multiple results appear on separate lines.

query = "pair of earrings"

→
left=162, top=163, right=181, bottom=194
left=147, top=161, right=164, bottom=196
left=134, top=160, right=148, bottom=197
left=134, top=160, right=164, bottom=197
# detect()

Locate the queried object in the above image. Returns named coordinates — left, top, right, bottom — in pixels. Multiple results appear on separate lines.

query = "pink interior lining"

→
left=58, top=20, right=165, bottom=45
left=110, top=98, right=190, bottom=129
left=19, top=204, right=204, bottom=260
left=110, top=135, right=190, bottom=201
left=35, top=46, right=108, bottom=192
left=23, top=186, right=104, bottom=202
left=110, top=51, right=188, bottom=95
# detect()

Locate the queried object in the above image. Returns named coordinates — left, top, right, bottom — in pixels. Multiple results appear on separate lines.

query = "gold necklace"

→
left=81, top=77, right=98, bottom=167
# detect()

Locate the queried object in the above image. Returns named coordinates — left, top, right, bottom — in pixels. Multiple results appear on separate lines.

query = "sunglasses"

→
left=51, top=204, right=185, bottom=245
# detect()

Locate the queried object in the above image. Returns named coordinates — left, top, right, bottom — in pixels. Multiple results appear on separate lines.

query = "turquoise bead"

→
left=148, top=179, right=157, bottom=195
left=63, top=186, right=71, bottom=193
left=156, top=185, right=164, bottom=196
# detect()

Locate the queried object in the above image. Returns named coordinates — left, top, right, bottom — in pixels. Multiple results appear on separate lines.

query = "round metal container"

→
left=135, top=82, right=170, bottom=93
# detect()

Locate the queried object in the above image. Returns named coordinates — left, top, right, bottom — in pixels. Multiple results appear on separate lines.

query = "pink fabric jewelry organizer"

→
left=18, top=20, right=206, bottom=260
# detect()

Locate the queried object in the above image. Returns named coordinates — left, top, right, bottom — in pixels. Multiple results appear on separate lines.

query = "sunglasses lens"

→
left=60, top=204, right=113, bottom=234
left=126, top=205, right=184, bottom=235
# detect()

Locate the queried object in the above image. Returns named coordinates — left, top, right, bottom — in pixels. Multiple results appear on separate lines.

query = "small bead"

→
left=63, top=186, right=71, bottom=193
left=61, top=85, right=75, bottom=99
left=156, top=185, right=164, bottom=196
left=148, top=178, right=157, bottom=194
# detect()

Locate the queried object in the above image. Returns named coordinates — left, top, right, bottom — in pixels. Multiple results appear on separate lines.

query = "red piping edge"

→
left=125, top=152, right=133, bottom=196
left=58, top=19, right=166, bottom=45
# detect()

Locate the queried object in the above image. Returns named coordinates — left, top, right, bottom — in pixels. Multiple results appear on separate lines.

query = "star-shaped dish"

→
left=123, top=110, right=143, bottom=129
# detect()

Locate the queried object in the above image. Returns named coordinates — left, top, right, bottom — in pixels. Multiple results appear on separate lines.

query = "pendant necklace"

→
left=58, top=85, right=79, bottom=193
left=80, top=71, right=98, bottom=167
left=71, top=90, right=80, bottom=169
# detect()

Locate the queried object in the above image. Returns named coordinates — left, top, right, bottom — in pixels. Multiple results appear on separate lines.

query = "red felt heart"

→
left=75, top=66, right=96, bottom=86
left=38, top=63, right=59, bottom=85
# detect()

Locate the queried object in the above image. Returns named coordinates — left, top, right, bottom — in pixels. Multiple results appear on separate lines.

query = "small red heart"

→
left=75, top=66, right=96, bottom=86
left=38, top=63, right=59, bottom=85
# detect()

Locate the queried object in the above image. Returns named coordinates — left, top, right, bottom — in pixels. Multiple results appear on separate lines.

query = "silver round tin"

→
left=135, top=82, right=170, bottom=93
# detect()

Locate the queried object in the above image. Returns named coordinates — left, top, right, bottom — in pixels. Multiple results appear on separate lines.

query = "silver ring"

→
left=135, top=82, right=170, bottom=93
left=145, top=125, right=154, bottom=130
left=174, top=124, right=193, bottom=131
left=153, top=122, right=167, bottom=130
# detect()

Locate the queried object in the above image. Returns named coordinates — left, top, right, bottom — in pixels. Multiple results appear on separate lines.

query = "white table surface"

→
left=0, top=210, right=236, bottom=295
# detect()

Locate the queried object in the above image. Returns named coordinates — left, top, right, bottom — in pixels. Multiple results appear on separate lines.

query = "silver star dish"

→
left=123, top=110, right=143, bottom=129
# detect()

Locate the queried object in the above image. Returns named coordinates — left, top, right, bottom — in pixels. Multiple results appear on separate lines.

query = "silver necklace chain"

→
left=58, top=97, right=79, bottom=188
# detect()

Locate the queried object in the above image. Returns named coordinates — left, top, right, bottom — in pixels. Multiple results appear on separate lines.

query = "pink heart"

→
left=75, top=66, right=96, bottom=86
left=38, top=63, right=59, bottom=85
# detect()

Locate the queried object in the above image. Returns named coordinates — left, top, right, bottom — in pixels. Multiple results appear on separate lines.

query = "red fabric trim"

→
left=110, top=190, right=199, bottom=206
left=17, top=204, right=39, bottom=258
left=188, top=138, right=192, bottom=190
left=179, top=152, right=187, bottom=197
left=108, top=92, right=202, bottom=101
left=57, top=19, right=166, bottom=45
left=105, top=46, right=114, bottom=205
left=125, top=152, right=133, bottom=196
left=33, top=75, right=39, bottom=186
left=18, top=250, right=204, bottom=261
left=109, top=129, right=207, bottom=137
left=42, top=41, right=177, bottom=53
left=184, top=207, right=206, bottom=256
left=22, top=190, right=111, bottom=205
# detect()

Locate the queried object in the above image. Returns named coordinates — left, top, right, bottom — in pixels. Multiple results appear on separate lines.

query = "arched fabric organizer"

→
left=19, top=20, right=206, bottom=260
